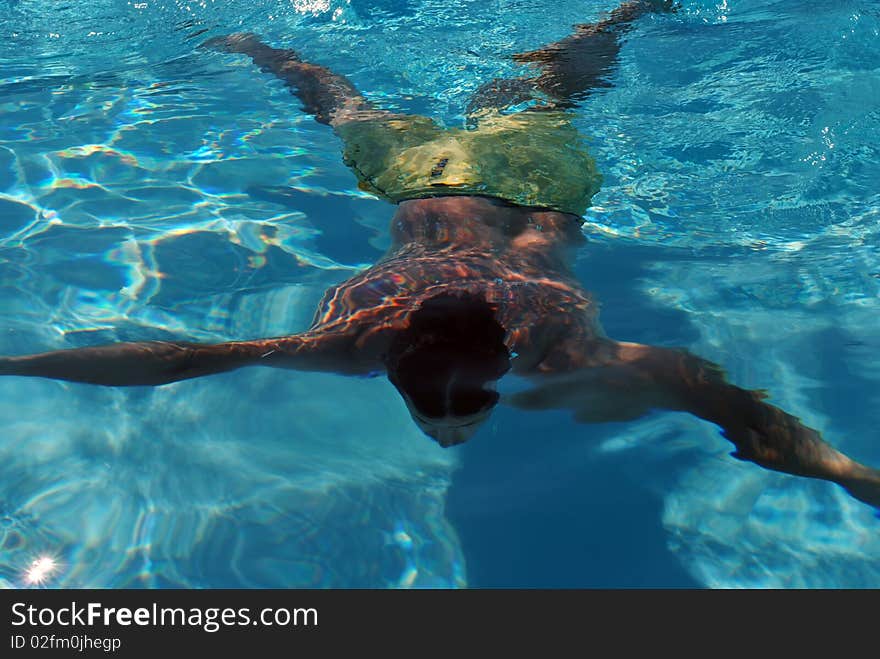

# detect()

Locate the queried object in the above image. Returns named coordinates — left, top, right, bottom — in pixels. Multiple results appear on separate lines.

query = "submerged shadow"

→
left=446, top=239, right=707, bottom=587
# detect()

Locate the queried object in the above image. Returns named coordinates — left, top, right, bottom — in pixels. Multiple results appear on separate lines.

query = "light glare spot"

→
left=24, top=555, right=59, bottom=586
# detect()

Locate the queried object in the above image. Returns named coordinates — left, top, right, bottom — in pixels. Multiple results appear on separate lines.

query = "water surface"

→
left=1, top=0, right=878, bottom=588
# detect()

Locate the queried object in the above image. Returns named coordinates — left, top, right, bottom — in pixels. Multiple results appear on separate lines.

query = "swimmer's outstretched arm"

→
left=202, top=33, right=379, bottom=126
left=513, top=0, right=676, bottom=103
left=508, top=340, right=880, bottom=509
left=0, top=333, right=363, bottom=386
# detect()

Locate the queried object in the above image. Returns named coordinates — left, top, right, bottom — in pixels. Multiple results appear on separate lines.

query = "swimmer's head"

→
left=386, top=293, right=510, bottom=447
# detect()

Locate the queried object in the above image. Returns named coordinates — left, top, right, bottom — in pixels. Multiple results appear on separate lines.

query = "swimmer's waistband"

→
left=335, top=110, right=602, bottom=216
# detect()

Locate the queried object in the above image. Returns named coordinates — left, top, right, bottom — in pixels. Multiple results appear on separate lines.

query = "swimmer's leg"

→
left=467, top=0, right=676, bottom=115
left=203, top=33, right=383, bottom=126
left=0, top=333, right=365, bottom=386
left=508, top=340, right=880, bottom=509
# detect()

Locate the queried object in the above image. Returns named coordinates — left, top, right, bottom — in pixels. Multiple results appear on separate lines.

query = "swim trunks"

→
left=335, top=109, right=602, bottom=216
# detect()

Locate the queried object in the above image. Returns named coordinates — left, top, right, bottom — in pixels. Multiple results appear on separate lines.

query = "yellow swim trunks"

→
left=336, top=110, right=602, bottom=217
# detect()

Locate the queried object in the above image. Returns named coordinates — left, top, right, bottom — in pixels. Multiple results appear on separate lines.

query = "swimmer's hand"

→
left=512, top=340, right=880, bottom=510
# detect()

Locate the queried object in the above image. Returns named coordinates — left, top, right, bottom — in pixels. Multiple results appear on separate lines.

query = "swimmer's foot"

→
left=201, top=32, right=299, bottom=61
left=198, top=32, right=378, bottom=127
left=574, top=0, right=679, bottom=34
left=508, top=0, right=678, bottom=103
left=642, top=0, right=680, bottom=13
left=201, top=32, right=257, bottom=52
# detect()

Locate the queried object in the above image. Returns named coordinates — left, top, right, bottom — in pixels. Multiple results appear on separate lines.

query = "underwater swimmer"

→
left=2, top=1, right=879, bottom=508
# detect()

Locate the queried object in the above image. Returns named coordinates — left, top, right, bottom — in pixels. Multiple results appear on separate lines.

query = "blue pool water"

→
left=1, top=0, right=878, bottom=588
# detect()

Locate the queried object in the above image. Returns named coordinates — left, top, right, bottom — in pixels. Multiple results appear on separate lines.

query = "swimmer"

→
left=2, top=1, right=878, bottom=509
